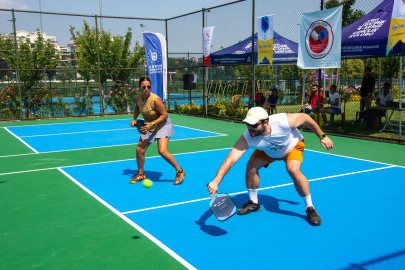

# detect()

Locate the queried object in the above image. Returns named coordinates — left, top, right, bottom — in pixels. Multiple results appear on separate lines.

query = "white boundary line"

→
left=19, top=128, right=135, bottom=138
left=2, top=118, right=131, bottom=128
left=121, top=165, right=397, bottom=215
left=4, top=127, right=39, bottom=153
left=173, top=124, right=225, bottom=136
left=305, top=149, right=405, bottom=169
left=57, top=168, right=196, bottom=270
left=0, top=134, right=228, bottom=158
left=0, top=147, right=233, bottom=176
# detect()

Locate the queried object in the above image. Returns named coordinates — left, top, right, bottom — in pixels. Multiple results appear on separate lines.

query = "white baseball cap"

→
left=243, top=107, right=269, bottom=125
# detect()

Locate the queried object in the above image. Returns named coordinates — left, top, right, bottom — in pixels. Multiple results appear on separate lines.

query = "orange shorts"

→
left=251, top=139, right=305, bottom=168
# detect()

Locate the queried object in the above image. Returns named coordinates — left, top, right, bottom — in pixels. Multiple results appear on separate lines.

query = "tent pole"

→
left=302, top=69, right=305, bottom=111
left=378, top=57, right=381, bottom=95
left=399, top=56, right=402, bottom=140
left=323, top=69, right=326, bottom=96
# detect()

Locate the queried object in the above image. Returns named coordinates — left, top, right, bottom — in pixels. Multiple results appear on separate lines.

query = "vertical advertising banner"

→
left=297, top=6, right=342, bottom=69
left=386, top=0, right=405, bottom=56
left=257, top=15, right=274, bottom=66
left=203, top=26, right=215, bottom=67
left=143, top=32, right=167, bottom=100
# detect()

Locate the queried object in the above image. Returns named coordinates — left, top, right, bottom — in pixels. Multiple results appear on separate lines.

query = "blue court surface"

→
left=5, top=119, right=225, bottom=153
left=60, top=148, right=405, bottom=270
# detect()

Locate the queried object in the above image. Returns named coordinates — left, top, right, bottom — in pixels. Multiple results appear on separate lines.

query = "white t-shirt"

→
left=329, top=92, right=341, bottom=109
left=378, top=92, right=394, bottom=106
left=243, top=113, right=304, bottom=159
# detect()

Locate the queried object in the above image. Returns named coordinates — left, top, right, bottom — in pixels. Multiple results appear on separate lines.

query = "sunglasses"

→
left=245, top=122, right=262, bottom=128
left=141, top=86, right=151, bottom=90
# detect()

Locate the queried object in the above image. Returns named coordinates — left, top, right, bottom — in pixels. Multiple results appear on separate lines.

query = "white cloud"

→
left=0, top=0, right=30, bottom=10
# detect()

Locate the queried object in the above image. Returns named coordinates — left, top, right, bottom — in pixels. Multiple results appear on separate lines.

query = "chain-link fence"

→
left=1, top=0, right=404, bottom=143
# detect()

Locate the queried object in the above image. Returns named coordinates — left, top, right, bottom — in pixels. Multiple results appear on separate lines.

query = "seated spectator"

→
left=320, top=85, right=341, bottom=126
left=254, top=92, right=267, bottom=107
left=359, top=82, right=394, bottom=129
left=262, top=87, right=278, bottom=114
left=300, top=84, right=324, bottom=114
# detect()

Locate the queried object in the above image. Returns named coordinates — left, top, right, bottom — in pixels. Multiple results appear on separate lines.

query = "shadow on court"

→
left=195, top=194, right=307, bottom=237
left=0, top=181, right=6, bottom=184
left=339, top=249, right=405, bottom=270
left=122, top=169, right=175, bottom=183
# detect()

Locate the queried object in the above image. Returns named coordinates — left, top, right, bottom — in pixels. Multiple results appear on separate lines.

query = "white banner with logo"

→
left=203, top=26, right=215, bottom=67
left=297, top=6, right=342, bottom=69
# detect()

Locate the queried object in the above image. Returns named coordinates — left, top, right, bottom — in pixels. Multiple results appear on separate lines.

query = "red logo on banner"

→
left=305, top=20, right=334, bottom=59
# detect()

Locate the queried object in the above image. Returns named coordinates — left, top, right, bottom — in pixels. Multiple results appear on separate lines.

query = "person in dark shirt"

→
left=358, top=67, right=375, bottom=120
left=262, top=88, right=278, bottom=115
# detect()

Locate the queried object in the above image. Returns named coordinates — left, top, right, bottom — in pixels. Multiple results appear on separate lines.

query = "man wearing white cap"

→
left=207, top=107, right=333, bottom=226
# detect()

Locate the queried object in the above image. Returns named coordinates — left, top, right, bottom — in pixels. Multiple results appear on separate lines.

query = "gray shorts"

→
left=140, top=117, right=175, bottom=143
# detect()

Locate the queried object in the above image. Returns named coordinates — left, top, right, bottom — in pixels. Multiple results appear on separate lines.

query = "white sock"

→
left=301, top=194, right=313, bottom=210
left=248, top=189, right=258, bottom=204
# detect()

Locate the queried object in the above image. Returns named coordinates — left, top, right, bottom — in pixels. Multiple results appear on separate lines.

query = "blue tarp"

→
left=210, top=31, right=298, bottom=66
left=341, top=0, right=405, bottom=58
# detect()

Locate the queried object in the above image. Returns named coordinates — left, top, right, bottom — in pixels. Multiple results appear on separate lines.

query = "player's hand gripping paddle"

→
left=135, top=119, right=147, bottom=134
left=207, top=184, right=237, bottom=222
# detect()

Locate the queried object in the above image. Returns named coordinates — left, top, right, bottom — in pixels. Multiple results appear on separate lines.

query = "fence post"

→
left=378, top=57, right=381, bottom=94
left=95, top=15, right=103, bottom=115
left=165, top=19, right=170, bottom=110
left=202, top=8, right=206, bottom=116
left=12, top=9, right=23, bottom=120
left=251, top=0, right=255, bottom=108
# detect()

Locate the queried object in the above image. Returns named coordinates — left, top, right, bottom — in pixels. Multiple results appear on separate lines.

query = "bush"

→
left=106, top=84, right=139, bottom=113
left=0, top=85, right=22, bottom=119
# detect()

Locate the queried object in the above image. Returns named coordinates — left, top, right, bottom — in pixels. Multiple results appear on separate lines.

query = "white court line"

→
left=0, top=134, right=228, bottom=158
left=305, top=149, right=405, bottom=169
left=58, top=168, right=196, bottom=270
left=173, top=124, right=225, bottom=136
left=19, top=128, right=135, bottom=138
left=2, top=118, right=131, bottom=128
left=0, top=147, right=232, bottom=176
left=3, top=127, right=39, bottom=153
left=121, top=165, right=396, bottom=215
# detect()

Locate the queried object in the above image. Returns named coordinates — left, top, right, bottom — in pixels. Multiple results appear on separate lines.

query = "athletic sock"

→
left=301, top=194, right=313, bottom=210
left=248, top=189, right=258, bottom=204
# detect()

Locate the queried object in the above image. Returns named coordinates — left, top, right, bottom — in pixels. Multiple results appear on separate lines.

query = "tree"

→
left=0, top=30, right=60, bottom=118
left=56, top=63, right=76, bottom=86
left=325, top=0, right=365, bottom=27
left=342, top=59, right=364, bottom=79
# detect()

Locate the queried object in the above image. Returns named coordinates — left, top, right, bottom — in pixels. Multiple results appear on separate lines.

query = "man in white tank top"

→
left=207, top=107, right=333, bottom=226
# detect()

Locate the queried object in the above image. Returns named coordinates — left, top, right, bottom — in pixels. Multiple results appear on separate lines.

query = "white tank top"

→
left=243, top=113, right=304, bottom=158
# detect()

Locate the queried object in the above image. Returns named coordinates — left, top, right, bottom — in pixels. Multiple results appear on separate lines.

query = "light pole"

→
left=140, top=24, right=146, bottom=33
left=99, top=0, right=103, bottom=31
left=39, top=0, right=46, bottom=87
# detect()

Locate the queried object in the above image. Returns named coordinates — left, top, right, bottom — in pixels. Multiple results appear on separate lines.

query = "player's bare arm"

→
left=207, top=135, right=249, bottom=198
left=286, top=113, right=333, bottom=150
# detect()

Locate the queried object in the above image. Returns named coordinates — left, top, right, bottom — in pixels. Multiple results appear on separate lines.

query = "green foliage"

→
left=106, top=84, right=139, bottom=113
left=56, top=63, right=76, bottom=85
left=0, top=86, right=22, bottom=119
left=0, top=30, right=60, bottom=92
left=74, top=94, right=94, bottom=115
left=343, top=59, right=364, bottom=79
left=325, top=0, right=365, bottom=27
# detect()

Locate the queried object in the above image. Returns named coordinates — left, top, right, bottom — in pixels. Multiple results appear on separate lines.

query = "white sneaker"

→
left=324, top=122, right=329, bottom=126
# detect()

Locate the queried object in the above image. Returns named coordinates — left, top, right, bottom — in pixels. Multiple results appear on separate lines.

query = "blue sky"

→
left=0, top=0, right=233, bottom=18
left=0, top=0, right=383, bottom=54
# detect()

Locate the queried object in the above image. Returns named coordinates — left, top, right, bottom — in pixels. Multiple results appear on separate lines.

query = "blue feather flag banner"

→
left=143, top=32, right=167, bottom=100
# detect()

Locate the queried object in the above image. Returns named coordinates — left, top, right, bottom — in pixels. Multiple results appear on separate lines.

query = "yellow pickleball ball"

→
left=143, top=179, right=153, bottom=188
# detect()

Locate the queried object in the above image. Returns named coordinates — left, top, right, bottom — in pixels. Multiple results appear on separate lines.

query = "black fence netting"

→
left=0, top=0, right=404, bottom=143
